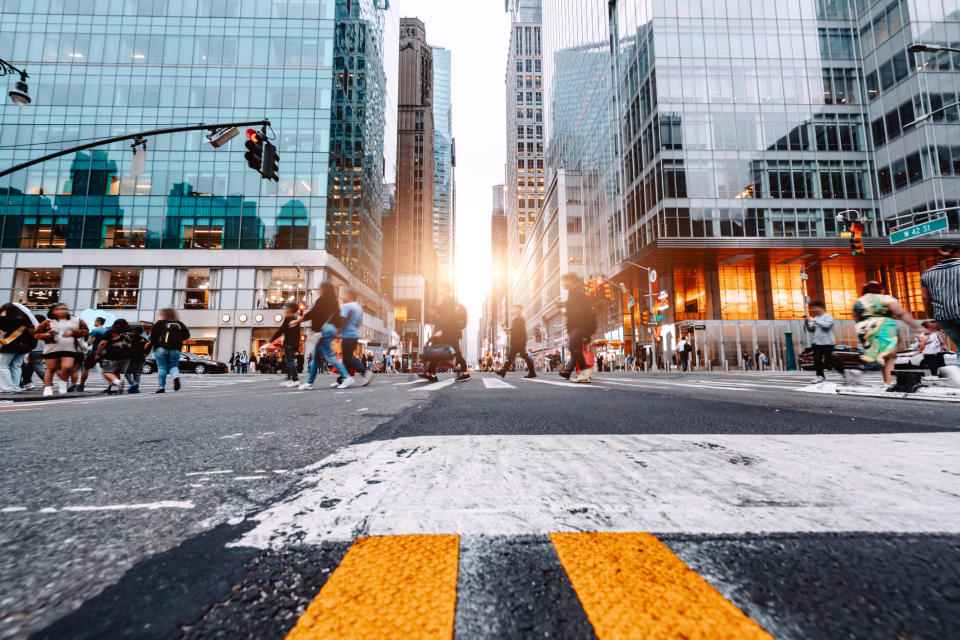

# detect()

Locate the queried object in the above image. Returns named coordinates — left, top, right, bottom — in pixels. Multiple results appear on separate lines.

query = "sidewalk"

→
left=802, top=378, right=960, bottom=403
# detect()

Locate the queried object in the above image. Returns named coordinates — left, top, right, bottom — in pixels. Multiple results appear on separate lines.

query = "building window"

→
left=18, top=217, right=67, bottom=249
left=257, top=268, right=306, bottom=310
left=770, top=264, right=805, bottom=319
left=176, top=268, right=220, bottom=310
left=97, top=269, right=140, bottom=309
left=674, top=268, right=706, bottom=321
left=13, top=269, right=61, bottom=309
left=821, top=263, right=858, bottom=320
left=718, top=263, right=758, bottom=320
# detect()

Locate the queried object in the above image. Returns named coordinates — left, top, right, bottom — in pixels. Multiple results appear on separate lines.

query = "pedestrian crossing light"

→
left=244, top=128, right=264, bottom=176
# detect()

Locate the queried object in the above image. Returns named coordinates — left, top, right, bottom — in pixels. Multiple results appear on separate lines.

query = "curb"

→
left=0, top=392, right=99, bottom=403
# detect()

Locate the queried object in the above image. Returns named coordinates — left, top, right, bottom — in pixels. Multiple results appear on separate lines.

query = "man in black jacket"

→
left=497, top=305, right=536, bottom=379
left=270, top=302, right=302, bottom=387
left=0, top=302, right=39, bottom=393
left=556, top=273, right=597, bottom=382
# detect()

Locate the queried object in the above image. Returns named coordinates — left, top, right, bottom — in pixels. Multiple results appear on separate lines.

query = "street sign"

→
left=890, top=217, right=948, bottom=244
left=627, top=297, right=635, bottom=309
left=654, top=314, right=665, bottom=322
left=649, top=269, right=657, bottom=283
left=693, top=325, right=706, bottom=330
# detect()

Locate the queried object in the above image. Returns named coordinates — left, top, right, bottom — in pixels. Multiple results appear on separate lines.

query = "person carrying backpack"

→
left=150, top=308, right=190, bottom=393
left=96, top=318, right=135, bottom=394
left=0, top=302, right=40, bottom=394
left=125, top=322, right=152, bottom=393
left=423, top=295, right=470, bottom=383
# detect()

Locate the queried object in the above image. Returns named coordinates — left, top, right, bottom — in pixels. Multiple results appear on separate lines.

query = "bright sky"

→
left=397, top=1, right=511, bottom=360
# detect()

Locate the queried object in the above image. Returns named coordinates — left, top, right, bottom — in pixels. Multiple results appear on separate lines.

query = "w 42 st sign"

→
left=890, top=217, right=948, bottom=244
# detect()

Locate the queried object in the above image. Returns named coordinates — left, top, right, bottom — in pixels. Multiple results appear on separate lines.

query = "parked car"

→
left=141, top=352, right=228, bottom=375
left=894, top=350, right=958, bottom=369
left=798, top=344, right=863, bottom=371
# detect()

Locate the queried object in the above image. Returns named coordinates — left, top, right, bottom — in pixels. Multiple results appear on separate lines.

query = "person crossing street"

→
left=339, top=290, right=373, bottom=387
left=497, top=305, right=536, bottom=379
left=804, top=300, right=859, bottom=385
left=270, top=303, right=303, bottom=388
left=557, top=273, right=597, bottom=383
left=151, top=309, right=190, bottom=394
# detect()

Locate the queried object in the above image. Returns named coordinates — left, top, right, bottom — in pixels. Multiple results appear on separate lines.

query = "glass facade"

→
left=432, top=47, right=454, bottom=290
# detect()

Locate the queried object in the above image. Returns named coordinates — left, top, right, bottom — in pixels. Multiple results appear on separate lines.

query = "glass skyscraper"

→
left=0, top=0, right=396, bottom=359
left=520, top=0, right=959, bottom=368
left=432, top=46, right=455, bottom=292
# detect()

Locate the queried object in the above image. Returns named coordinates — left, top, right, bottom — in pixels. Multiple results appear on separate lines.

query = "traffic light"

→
left=244, top=129, right=264, bottom=176
left=850, top=221, right=865, bottom=255
left=642, top=310, right=650, bottom=325
left=603, top=283, right=613, bottom=299
left=262, top=140, right=280, bottom=182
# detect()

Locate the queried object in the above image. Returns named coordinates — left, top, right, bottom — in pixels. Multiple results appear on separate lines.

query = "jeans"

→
left=502, top=346, right=534, bottom=374
left=562, top=328, right=592, bottom=374
left=20, top=351, right=45, bottom=386
left=341, top=338, right=367, bottom=377
left=155, top=347, right=181, bottom=390
left=427, top=342, right=467, bottom=375
left=0, top=352, right=27, bottom=392
left=308, top=336, right=348, bottom=384
left=126, top=365, right=142, bottom=387
left=283, top=345, right=299, bottom=381
left=938, top=318, right=960, bottom=350
left=812, top=344, right=846, bottom=377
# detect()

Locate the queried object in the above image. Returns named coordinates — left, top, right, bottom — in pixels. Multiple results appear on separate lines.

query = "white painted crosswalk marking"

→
left=481, top=377, right=515, bottom=389
left=523, top=377, right=604, bottom=389
left=411, top=379, right=457, bottom=392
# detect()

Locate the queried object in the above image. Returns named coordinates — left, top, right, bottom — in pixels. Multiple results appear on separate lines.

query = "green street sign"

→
left=890, top=217, right=948, bottom=244
left=654, top=314, right=665, bottom=322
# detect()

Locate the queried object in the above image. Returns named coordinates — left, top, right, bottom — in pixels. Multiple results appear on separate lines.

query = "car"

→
left=141, top=352, right=228, bottom=375
left=798, top=344, right=863, bottom=371
left=894, top=350, right=958, bottom=369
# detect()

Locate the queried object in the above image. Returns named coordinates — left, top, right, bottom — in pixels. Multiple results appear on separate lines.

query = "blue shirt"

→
left=89, top=325, right=107, bottom=347
left=340, top=302, right=363, bottom=339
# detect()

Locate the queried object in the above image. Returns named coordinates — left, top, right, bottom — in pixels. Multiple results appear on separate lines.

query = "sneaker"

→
left=76, top=384, right=85, bottom=392
left=67, top=384, right=77, bottom=393
left=885, top=382, right=898, bottom=393
left=524, top=372, right=537, bottom=379
left=337, top=377, right=356, bottom=390
left=843, top=369, right=863, bottom=386
left=57, top=379, right=68, bottom=394
left=284, top=380, right=300, bottom=388
left=298, top=382, right=314, bottom=391
left=582, top=366, right=596, bottom=378
left=362, top=370, right=374, bottom=387
left=559, top=371, right=572, bottom=380
left=42, top=386, right=54, bottom=397
left=495, top=369, right=506, bottom=378
left=329, top=381, right=341, bottom=388
left=425, top=374, right=439, bottom=383
left=455, top=373, right=471, bottom=382
left=21, top=383, right=34, bottom=391
left=154, top=388, right=165, bottom=393
left=128, top=386, right=141, bottom=394
left=940, top=365, right=960, bottom=389
left=418, top=373, right=432, bottom=380
left=173, top=377, right=181, bottom=391
left=809, top=376, right=826, bottom=384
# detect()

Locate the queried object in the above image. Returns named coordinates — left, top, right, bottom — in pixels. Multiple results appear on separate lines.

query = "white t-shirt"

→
left=922, top=332, right=942, bottom=355
left=676, top=339, right=688, bottom=353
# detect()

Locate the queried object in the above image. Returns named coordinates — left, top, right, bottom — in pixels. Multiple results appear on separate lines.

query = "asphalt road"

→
left=1, top=370, right=957, bottom=639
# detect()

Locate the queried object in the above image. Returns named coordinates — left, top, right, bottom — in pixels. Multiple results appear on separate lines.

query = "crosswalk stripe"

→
left=523, top=377, right=603, bottom=389
left=411, top=379, right=457, bottom=392
left=550, top=532, right=773, bottom=640
left=286, top=534, right=459, bottom=640
left=481, top=377, right=515, bottom=389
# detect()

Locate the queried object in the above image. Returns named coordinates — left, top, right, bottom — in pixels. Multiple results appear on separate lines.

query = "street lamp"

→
left=0, top=59, right=30, bottom=106
left=907, top=43, right=960, bottom=55
left=902, top=101, right=960, bottom=129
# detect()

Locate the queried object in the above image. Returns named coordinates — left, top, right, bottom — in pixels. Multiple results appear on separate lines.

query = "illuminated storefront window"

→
left=771, top=264, right=806, bottom=319
left=674, top=267, right=706, bottom=321
left=821, top=264, right=858, bottom=319
left=719, top=263, right=758, bottom=320
left=898, top=265, right=923, bottom=315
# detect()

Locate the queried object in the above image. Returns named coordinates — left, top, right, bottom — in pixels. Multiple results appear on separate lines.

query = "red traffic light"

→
left=246, top=128, right=262, bottom=143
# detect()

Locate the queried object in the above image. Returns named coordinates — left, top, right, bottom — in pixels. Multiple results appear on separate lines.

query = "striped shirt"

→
left=920, top=258, right=960, bottom=320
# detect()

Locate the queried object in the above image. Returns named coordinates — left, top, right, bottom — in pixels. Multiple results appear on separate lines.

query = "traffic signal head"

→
left=262, top=140, right=280, bottom=182
left=244, top=129, right=264, bottom=175
left=642, top=310, right=650, bottom=325
left=850, top=221, right=865, bottom=255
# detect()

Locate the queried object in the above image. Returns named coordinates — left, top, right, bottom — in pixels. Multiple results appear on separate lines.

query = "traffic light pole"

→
left=0, top=120, right=271, bottom=178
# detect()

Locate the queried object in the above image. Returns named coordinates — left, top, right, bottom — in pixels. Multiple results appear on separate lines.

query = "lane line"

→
left=286, top=534, right=459, bottom=640
left=481, top=377, right=516, bottom=389
left=551, top=532, right=773, bottom=639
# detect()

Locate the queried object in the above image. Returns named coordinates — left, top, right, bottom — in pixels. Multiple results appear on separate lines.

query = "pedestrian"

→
left=0, top=302, right=40, bottom=394
left=294, top=282, right=352, bottom=390
left=556, top=273, right=597, bottom=383
left=757, top=351, right=769, bottom=371
left=742, top=351, right=752, bottom=370
left=754, top=348, right=763, bottom=372
left=497, top=305, right=536, bottom=379
left=423, top=296, right=469, bottom=383
left=339, top=289, right=375, bottom=386
left=20, top=320, right=46, bottom=391
left=96, top=318, right=135, bottom=394
left=677, top=335, right=692, bottom=371
left=269, top=302, right=303, bottom=388
left=240, top=350, right=249, bottom=374
left=921, top=243, right=960, bottom=387
left=853, top=281, right=922, bottom=391
left=151, top=308, right=190, bottom=393
left=805, top=300, right=858, bottom=384
left=34, top=303, right=88, bottom=397
left=918, top=321, right=946, bottom=378
left=125, top=322, right=151, bottom=393
left=78, top=317, right=107, bottom=392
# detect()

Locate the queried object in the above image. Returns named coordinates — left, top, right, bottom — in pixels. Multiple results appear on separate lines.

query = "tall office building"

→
left=524, top=0, right=959, bottom=368
left=432, top=47, right=456, bottom=294
left=392, top=17, right=435, bottom=355
left=505, top=0, right=545, bottom=277
left=0, top=1, right=396, bottom=361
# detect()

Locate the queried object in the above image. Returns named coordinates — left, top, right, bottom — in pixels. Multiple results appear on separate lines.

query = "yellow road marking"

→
left=286, top=534, right=459, bottom=640
left=551, top=532, right=773, bottom=639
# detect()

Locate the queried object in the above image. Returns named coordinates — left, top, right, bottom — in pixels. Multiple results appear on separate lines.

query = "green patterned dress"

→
left=853, top=293, right=899, bottom=366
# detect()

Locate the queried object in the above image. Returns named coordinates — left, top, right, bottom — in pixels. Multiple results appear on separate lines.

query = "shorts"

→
left=99, top=359, right=130, bottom=375
left=83, top=351, right=99, bottom=369
left=44, top=351, right=82, bottom=361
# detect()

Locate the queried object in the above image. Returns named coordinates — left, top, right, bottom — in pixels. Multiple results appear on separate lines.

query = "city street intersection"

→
left=1, top=371, right=958, bottom=639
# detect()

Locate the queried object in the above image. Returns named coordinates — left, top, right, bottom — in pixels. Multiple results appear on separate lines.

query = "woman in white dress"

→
left=33, top=303, right=89, bottom=396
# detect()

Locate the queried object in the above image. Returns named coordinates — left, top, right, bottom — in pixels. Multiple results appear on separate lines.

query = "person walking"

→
left=151, top=308, right=190, bottom=393
left=20, top=322, right=46, bottom=392
left=125, top=322, right=151, bottom=393
left=295, top=282, right=352, bottom=390
left=339, top=289, right=374, bottom=387
left=96, top=318, right=135, bottom=394
left=239, top=351, right=249, bottom=374
left=676, top=335, right=691, bottom=372
left=918, top=321, right=946, bottom=378
left=804, top=300, right=857, bottom=384
left=557, top=273, right=597, bottom=383
left=270, top=302, right=303, bottom=388
left=0, top=302, right=39, bottom=394
left=423, top=296, right=470, bottom=383
left=77, top=317, right=107, bottom=392
left=921, top=243, right=960, bottom=387
left=497, top=305, right=536, bottom=379
left=34, top=303, right=88, bottom=397
left=853, top=281, right=922, bottom=391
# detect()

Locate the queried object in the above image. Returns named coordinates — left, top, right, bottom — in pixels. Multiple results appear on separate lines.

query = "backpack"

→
left=158, top=322, right=184, bottom=349
left=683, top=342, right=692, bottom=354
left=105, top=329, right=135, bottom=360
left=454, top=304, right=468, bottom=331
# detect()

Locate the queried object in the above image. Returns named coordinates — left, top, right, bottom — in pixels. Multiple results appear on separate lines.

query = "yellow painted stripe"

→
left=551, top=532, right=773, bottom=640
left=286, top=534, right=459, bottom=640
